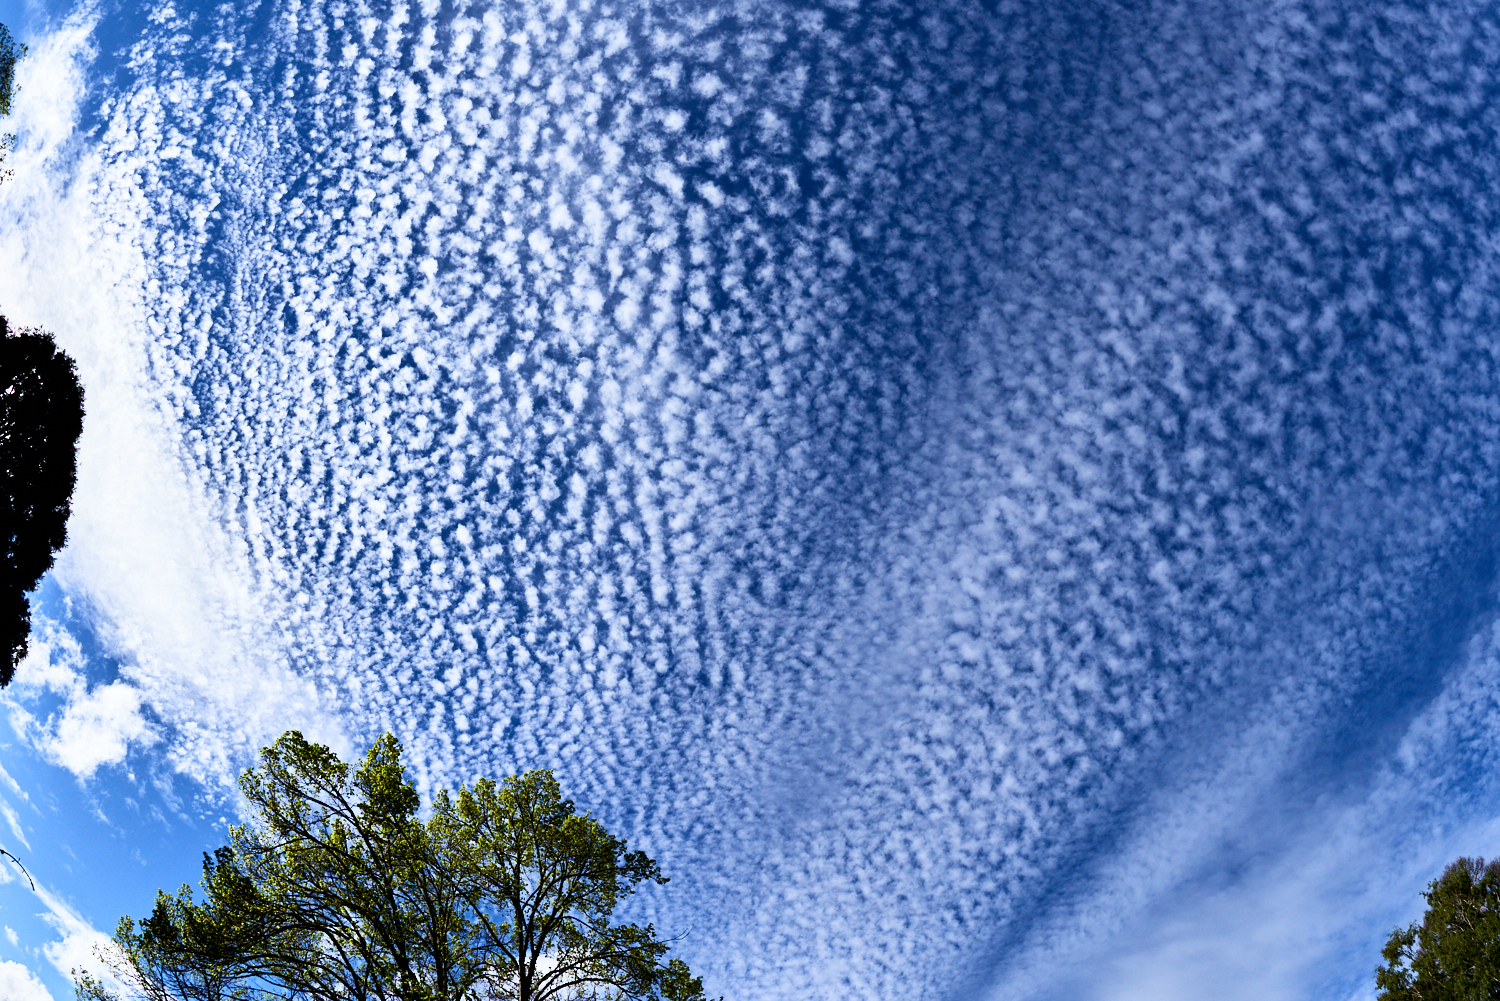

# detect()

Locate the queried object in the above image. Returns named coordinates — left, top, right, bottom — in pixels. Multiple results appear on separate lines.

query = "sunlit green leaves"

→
left=79, top=732, right=708, bottom=1001
left=0, top=23, right=22, bottom=180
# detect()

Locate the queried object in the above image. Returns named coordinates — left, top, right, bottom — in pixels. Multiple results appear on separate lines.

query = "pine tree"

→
left=1377, top=856, right=1500, bottom=1000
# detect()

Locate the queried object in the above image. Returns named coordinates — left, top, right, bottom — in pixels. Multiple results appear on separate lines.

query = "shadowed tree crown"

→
left=1376, top=856, right=1500, bottom=1001
left=1, top=316, right=84, bottom=685
left=75, top=730, right=714, bottom=1001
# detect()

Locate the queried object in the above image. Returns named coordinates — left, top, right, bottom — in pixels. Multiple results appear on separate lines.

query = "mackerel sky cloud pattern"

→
left=6, top=0, right=1500, bottom=997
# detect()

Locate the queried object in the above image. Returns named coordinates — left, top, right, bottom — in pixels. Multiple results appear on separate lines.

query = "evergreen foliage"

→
left=1376, top=856, right=1500, bottom=1000
left=75, top=731, right=712, bottom=1001
left=1, top=316, right=84, bottom=685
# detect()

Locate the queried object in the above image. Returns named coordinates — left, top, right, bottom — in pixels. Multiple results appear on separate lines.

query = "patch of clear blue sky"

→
left=0, top=0, right=41, bottom=41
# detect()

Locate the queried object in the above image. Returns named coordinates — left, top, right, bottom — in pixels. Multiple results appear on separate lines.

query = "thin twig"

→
left=0, top=847, right=35, bottom=891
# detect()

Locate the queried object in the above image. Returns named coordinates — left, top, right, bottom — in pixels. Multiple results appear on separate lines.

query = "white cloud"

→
left=0, top=797, right=30, bottom=851
left=6, top=624, right=155, bottom=778
left=47, top=682, right=154, bottom=778
left=0, top=11, right=350, bottom=790
left=5, top=0, right=1500, bottom=998
left=35, top=882, right=112, bottom=987
left=988, top=616, right=1500, bottom=1001
left=9, top=626, right=85, bottom=697
left=0, top=759, right=34, bottom=805
left=0, top=959, right=54, bottom=1001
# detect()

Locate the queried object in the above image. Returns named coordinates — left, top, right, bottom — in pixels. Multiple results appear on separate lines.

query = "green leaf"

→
left=102, top=731, right=709, bottom=1001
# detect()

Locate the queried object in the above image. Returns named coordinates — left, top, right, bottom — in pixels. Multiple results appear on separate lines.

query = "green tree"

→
left=1377, top=856, right=1500, bottom=1000
left=2, top=317, right=85, bottom=685
left=75, top=731, right=712, bottom=1001
left=0, top=21, right=26, bottom=181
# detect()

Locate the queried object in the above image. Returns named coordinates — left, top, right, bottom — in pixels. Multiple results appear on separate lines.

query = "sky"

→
left=2, top=0, right=1500, bottom=998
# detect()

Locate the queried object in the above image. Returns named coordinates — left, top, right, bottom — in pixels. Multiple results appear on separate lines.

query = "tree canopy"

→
left=0, top=22, right=21, bottom=115
left=1376, top=856, right=1500, bottom=1000
left=1, top=317, right=85, bottom=685
left=0, top=21, right=25, bottom=180
left=76, top=731, right=712, bottom=1001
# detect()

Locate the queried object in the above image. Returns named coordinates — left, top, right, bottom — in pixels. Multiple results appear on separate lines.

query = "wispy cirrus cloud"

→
left=35, top=879, right=112, bottom=990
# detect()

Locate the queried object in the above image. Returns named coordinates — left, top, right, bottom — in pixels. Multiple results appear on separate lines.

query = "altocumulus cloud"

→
left=0, top=9, right=352, bottom=790
left=3, top=0, right=1500, bottom=998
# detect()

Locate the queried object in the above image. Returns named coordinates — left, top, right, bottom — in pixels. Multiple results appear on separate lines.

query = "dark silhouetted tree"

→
left=75, top=731, right=713, bottom=1001
left=1, top=316, right=84, bottom=685
left=1376, top=856, right=1500, bottom=1000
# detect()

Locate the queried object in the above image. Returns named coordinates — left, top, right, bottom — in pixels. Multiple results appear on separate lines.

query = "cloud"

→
left=35, top=882, right=112, bottom=988
left=47, top=682, right=154, bottom=778
left=0, top=9, right=350, bottom=791
left=6, top=0, right=1500, bottom=998
left=988, top=614, right=1500, bottom=1001
left=5, top=622, right=155, bottom=778
left=0, top=797, right=30, bottom=850
left=0, top=959, right=55, bottom=1001
left=0, top=759, right=34, bottom=805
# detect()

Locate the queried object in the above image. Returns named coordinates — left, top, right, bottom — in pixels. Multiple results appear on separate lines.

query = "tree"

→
left=1, top=317, right=85, bottom=685
left=1376, top=856, right=1500, bottom=1000
left=75, top=731, right=713, bottom=1001
left=0, top=22, right=21, bottom=116
left=0, top=21, right=26, bottom=181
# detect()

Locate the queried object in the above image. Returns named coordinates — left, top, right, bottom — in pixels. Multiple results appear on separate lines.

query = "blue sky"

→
left=4, top=0, right=1500, bottom=999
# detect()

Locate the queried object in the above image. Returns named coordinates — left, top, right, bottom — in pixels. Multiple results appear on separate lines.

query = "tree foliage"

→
left=76, top=731, right=712, bottom=1001
left=1, top=316, right=85, bottom=685
left=0, top=21, right=25, bottom=180
left=1376, top=856, right=1500, bottom=1000
left=0, top=22, right=21, bottom=115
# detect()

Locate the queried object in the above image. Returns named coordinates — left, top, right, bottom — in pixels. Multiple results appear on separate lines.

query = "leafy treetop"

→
left=0, top=22, right=22, bottom=117
left=0, top=22, right=24, bottom=180
left=75, top=731, right=713, bottom=1001
left=1376, top=856, right=1500, bottom=1001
